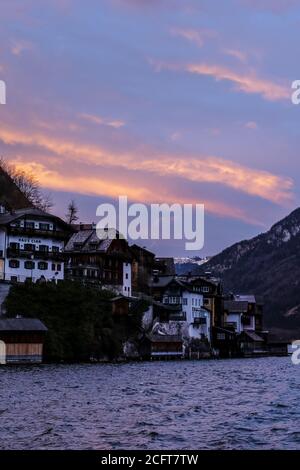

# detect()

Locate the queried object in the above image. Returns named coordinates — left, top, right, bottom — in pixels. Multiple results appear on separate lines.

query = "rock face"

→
left=195, top=208, right=300, bottom=334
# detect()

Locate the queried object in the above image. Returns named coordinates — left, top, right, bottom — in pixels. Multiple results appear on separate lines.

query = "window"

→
left=74, top=243, right=83, bottom=250
left=9, top=259, right=20, bottom=268
left=204, top=298, right=209, bottom=305
left=10, top=276, right=18, bottom=283
left=39, top=245, right=49, bottom=252
left=25, top=221, right=35, bottom=229
left=182, top=298, right=188, bottom=306
left=52, top=263, right=56, bottom=271
left=52, top=246, right=59, bottom=253
left=9, top=242, right=19, bottom=250
left=38, top=261, right=48, bottom=270
left=24, top=261, right=35, bottom=270
left=125, top=273, right=128, bottom=279
left=39, top=223, right=50, bottom=231
left=24, top=243, right=35, bottom=252
left=89, top=243, right=98, bottom=250
left=57, top=264, right=61, bottom=272
left=202, top=286, right=210, bottom=293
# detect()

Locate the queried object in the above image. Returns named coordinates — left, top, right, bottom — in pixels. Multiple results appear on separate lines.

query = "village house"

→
left=159, top=278, right=211, bottom=342
left=130, top=244, right=155, bottom=295
left=178, top=273, right=223, bottom=328
left=0, top=207, right=71, bottom=284
left=64, top=224, right=132, bottom=297
left=214, top=294, right=266, bottom=357
left=149, top=276, right=212, bottom=358
left=223, top=295, right=263, bottom=334
left=0, top=317, right=47, bottom=364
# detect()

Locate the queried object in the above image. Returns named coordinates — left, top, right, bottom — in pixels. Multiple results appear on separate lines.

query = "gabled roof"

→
left=0, top=207, right=71, bottom=231
left=65, top=229, right=133, bottom=258
left=0, top=318, right=48, bottom=332
left=65, top=229, right=114, bottom=252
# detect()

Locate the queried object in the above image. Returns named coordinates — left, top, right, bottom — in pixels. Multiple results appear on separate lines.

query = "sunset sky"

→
left=0, top=0, right=299, bottom=256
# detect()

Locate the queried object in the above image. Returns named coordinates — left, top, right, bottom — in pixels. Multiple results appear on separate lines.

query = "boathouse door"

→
left=0, top=340, right=6, bottom=364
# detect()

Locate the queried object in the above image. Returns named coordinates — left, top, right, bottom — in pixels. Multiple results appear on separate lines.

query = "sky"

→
left=0, top=0, right=299, bottom=256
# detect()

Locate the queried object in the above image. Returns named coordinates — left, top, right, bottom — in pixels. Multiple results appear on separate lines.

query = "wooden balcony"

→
left=8, top=226, right=70, bottom=240
left=6, top=248, right=64, bottom=261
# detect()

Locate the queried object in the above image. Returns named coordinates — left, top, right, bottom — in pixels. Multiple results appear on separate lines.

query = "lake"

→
left=0, top=357, right=299, bottom=450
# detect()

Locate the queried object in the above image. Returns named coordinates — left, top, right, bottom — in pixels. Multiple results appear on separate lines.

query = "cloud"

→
left=245, top=121, right=258, bottom=129
left=0, top=125, right=293, bottom=208
left=79, top=113, right=125, bottom=129
left=223, top=48, right=247, bottom=63
left=150, top=59, right=290, bottom=101
left=170, top=27, right=216, bottom=48
left=9, top=159, right=262, bottom=225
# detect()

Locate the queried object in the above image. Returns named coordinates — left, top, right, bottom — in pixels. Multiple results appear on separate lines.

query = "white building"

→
left=0, top=208, right=70, bottom=283
left=224, top=297, right=256, bottom=333
left=182, top=289, right=211, bottom=341
left=161, top=278, right=211, bottom=342
left=122, top=262, right=132, bottom=297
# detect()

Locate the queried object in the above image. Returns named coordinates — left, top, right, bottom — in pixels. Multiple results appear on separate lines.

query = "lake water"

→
left=0, top=357, right=299, bottom=450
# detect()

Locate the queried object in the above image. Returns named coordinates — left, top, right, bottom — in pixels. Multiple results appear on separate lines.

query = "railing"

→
left=6, top=248, right=64, bottom=261
left=8, top=226, right=70, bottom=239
left=193, top=317, right=207, bottom=325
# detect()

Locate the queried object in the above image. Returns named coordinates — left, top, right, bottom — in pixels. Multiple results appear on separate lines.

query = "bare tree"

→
left=65, top=200, right=79, bottom=224
left=0, top=157, right=53, bottom=212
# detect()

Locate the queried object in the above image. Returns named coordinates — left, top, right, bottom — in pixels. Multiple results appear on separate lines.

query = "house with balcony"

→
left=223, top=295, right=263, bottom=334
left=215, top=294, right=266, bottom=357
left=152, top=277, right=211, bottom=344
left=64, top=224, right=133, bottom=297
left=0, top=208, right=71, bottom=283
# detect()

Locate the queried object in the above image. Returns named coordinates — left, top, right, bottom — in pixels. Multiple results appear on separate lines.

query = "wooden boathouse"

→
left=0, top=318, right=47, bottom=364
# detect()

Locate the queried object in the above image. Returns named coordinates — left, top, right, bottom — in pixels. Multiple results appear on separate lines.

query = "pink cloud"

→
left=0, top=124, right=293, bottom=208
left=79, top=113, right=125, bottom=129
left=170, top=27, right=216, bottom=48
left=151, top=59, right=290, bottom=101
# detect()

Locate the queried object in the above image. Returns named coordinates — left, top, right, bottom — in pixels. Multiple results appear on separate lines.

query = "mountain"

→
left=0, top=167, right=31, bottom=210
left=195, top=208, right=300, bottom=334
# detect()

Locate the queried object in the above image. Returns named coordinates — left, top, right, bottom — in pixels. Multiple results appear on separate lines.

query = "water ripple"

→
left=0, top=357, right=299, bottom=449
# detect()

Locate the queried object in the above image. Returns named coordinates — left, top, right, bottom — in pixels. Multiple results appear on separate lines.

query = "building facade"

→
left=0, top=208, right=71, bottom=283
left=153, top=277, right=211, bottom=342
left=65, top=225, right=133, bottom=297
